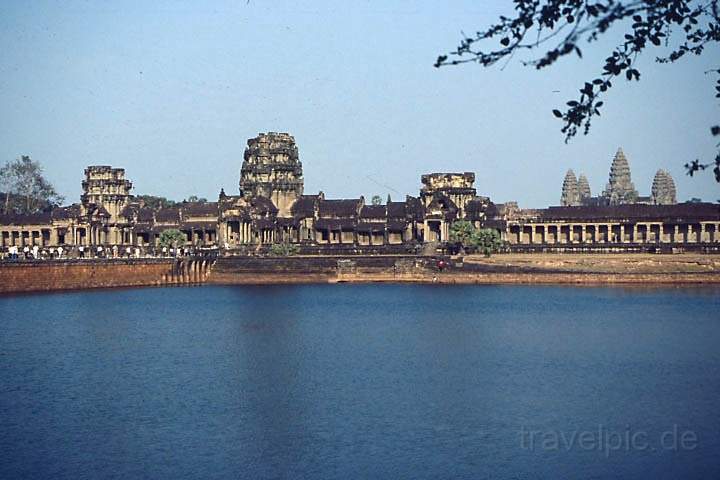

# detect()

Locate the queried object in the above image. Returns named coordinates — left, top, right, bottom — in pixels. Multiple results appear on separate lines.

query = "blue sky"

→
left=1, top=0, right=718, bottom=206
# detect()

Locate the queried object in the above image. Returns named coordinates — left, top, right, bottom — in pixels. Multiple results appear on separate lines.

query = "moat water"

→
left=1, top=284, right=719, bottom=479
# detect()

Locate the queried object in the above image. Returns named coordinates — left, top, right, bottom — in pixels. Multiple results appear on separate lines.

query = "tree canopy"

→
left=136, top=195, right=177, bottom=210
left=158, top=229, right=186, bottom=249
left=435, top=0, right=720, bottom=181
left=449, top=220, right=504, bottom=256
left=0, top=156, right=64, bottom=215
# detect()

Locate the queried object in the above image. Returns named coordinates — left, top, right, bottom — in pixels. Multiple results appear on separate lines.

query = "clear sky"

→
left=1, top=0, right=718, bottom=207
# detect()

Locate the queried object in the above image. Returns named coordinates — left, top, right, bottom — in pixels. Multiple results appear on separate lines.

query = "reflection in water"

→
left=1, top=284, right=719, bottom=479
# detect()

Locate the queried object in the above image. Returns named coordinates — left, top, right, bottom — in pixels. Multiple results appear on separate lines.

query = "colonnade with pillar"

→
left=0, top=224, right=110, bottom=248
left=505, top=221, right=720, bottom=245
left=219, top=220, right=277, bottom=246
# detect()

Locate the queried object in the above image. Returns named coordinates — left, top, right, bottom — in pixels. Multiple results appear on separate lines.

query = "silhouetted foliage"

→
left=184, top=195, right=208, bottom=203
left=371, top=195, right=383, bottom=205
left=136, top=195, right=177, bottom=210
left=435, top=0, right=720, bottom=181
left=0, top=155, right=64, bottom=214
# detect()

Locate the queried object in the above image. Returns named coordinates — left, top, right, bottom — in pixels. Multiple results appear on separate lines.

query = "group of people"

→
left=0, top=244, right=207, bottom=261
left=4, top=245, right=67, bottom=260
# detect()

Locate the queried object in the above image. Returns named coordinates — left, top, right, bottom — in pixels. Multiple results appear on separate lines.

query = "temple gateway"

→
left=1, top=132, right=719, bottom=253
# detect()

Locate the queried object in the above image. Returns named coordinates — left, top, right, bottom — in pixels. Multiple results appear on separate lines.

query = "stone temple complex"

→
left=561, top=147, right=680, bottom=208
left=1, top=133, right=719, bottom=252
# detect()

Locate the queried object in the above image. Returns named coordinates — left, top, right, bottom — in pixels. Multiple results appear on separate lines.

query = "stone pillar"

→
left=581, top=225, right=586, bottom=243
left=619, top=224, right=625, bottom=243
left=632, top=224, right=638, bottom=243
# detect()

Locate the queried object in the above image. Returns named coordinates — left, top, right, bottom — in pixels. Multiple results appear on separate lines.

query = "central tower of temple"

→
left=239, top=132, right=304, bottom=217
left=602, top=147, right=638, bottom=205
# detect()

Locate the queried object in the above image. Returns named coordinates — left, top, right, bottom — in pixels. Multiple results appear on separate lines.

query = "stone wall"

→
left=209, top=255, right=437, bottom=284
left=0, top=258, right=213, bottom=294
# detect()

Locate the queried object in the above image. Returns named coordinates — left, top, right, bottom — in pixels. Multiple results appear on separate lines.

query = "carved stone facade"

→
left=602, top=148, right=639, bottom=205
left=560, top=169, right=580, bottom=207
left=1, top=136, right=718, bottom=253
left=239, top=132, right=303, bottom=217
left=651, top=169, right=677, bottom=205
left=578, top=174, right=591, bottom=202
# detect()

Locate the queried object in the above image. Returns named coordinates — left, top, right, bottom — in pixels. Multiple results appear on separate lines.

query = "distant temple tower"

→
left=240, top=132, right=304, bottom=217
left=651, top=169, right=677, bottom=205
left=602, top=148, right=638, bottom=205
left=81, top=166, right=133, bottom=223
left=578, top=173, right=591, bottom=202
left=420, top=172, right=476, bottom=217
left=560, top=169, right=580, bottom=206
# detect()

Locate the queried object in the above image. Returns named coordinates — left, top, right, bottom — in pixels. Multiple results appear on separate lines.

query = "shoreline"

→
left=208, top=271, right=720, bottom=286
left=2, top=253, right=719, bottom=295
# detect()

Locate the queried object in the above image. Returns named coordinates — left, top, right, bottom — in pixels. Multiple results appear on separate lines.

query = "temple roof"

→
left=405, top=196, right=425, bottom=219
left=249, top=196, right=278, bottom=215
left=387, top=201, right=407, bottom=218
left=387, top=220, right=408, bottom=231
left=292, top=195, right=319, bottom=217
left=356, top=222, right=385, bottom=233
left=155, top=208, right=180, bottom=223
left=181, top=202, right=218, bottom=216
left=0, top=212, right=53, bottom=225
left=315, top=218, right=356, bottom=230
left=537, top=203, right=720, bottom=222
left=465, top=198, right=495, bottom=220
left=318, top=199, right=362, bottom=217
left=52, top=204, right=82, bottom=220
left=360, top=205, right=386, bottom=219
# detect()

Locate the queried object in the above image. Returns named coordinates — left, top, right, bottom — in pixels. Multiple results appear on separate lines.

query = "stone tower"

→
left=602, top=148, right=638, bottom=205
left=651, top=169, right=677, bottom=205
left=560, top=169, right=580, bottom=206
left=577, top=173, right=591, bottom=203
left=419, top=172, right=477, bottom=217
left=81, top=166, right=133, bottom=223
left=240, top=132, right=304, bottom=217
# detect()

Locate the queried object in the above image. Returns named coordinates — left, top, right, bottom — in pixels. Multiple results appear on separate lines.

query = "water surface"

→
left=1, top=285, right=719, bottom=479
